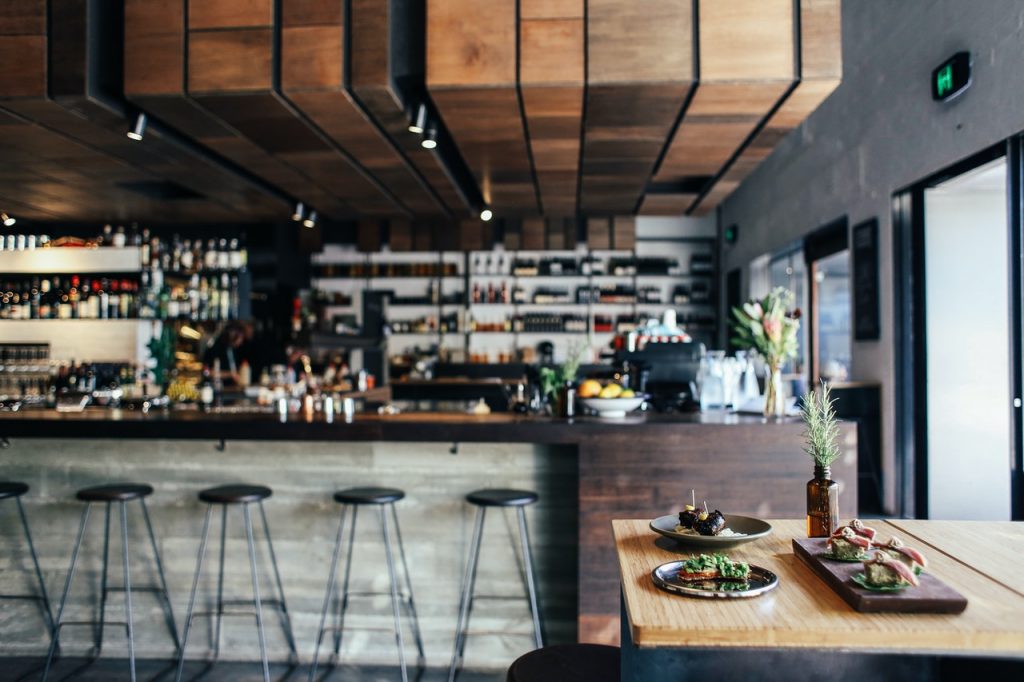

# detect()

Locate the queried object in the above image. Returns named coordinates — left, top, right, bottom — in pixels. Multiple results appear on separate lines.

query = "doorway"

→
left=893, top=140, right=1023, bottom=520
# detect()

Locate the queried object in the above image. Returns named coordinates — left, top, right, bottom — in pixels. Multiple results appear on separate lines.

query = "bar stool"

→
left=506, top=644, right=620, bottom=682
left=309, top=487, right=424, bottom=682
left=0, top=482, right=55, bottom=641
left=42, top=483, right=180, bottom=682
left=175, top=484, right=297, bottom=682
left=448, top=489, right=543, bottom=682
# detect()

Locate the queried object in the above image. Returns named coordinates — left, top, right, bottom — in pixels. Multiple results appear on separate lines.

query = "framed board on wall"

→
left=853, top=218, right=881, bottom=340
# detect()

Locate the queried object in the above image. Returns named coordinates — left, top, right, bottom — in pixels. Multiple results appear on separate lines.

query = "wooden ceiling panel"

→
left=638, top=193, right=699, bottom=216
left=649, top=0, right=796, bottom=213
left=689, top=0, right=841, bottom=214
left=188, top=29, right=274, bottom=93
left=279, top=3, right=446, bottom=217
left=520, top=7, right=584, bottom=215
left=582, top=0, right=695, bottom=214
left=0, top=0, right=286, bottom=223
left=349, top=0, right=469, bottom=216
left=187, top=0, right=273, bottom=30
left=427, top=0, right=538, bottom=214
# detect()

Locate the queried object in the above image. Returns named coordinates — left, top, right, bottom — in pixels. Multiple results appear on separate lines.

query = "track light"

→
left=479, top=208, right=493, bottom=222
left=421, top=127, right=438, bottom=150
left=302, top=210, right=318, bottom=229
left=408, top=103, right=428, bottom=134
left=1, top=212, right=14, bottom=227
left=291, top=201, right=305, bottom=221
left=126, top=112, right=147, bottom=141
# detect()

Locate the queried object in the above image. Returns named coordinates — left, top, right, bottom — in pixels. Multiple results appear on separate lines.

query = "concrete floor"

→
left=0, top=658, right=505, bottom=682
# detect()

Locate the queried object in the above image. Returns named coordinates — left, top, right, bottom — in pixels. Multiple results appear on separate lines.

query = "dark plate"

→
left=652, top=561, right=779, bottom=599
left=649, top=514, right=773, bottom=549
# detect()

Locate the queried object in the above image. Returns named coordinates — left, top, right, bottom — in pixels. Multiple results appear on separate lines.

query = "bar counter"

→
left=1, top=407, right=813, bottom=442
left=0, top=409, right=858, bottom=667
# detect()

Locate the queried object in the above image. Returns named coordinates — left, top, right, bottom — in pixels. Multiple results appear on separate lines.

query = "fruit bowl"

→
left=579, top=395, right=646, bottom=418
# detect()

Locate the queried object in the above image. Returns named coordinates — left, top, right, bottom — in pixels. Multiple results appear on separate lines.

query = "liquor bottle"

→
left=100, top=224, right=113, bottom=246
left=39, top=278, right=52, bottom=319
left=113, top=225, right=126, bottom=248
left=181, top=239, right=194, bottom=273
left=204, top=239, right=218, bottom=271
left=140, top=228, right=151, bottom=264
left=217, top=238, right=230, bottom=269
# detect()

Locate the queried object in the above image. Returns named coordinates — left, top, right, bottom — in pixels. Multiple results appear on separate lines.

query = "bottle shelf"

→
left=0, top=247, right=142, bottom=274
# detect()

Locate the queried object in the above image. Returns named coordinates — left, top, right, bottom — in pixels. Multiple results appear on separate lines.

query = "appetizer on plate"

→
left=676, top=553, right=751, bottom=583
left=834, top=518, right=877, bottom=541
left=860, top=552, right=919, bottom=588
left=827, top=526, right=873, bottom=560
left=675, top=490, right=744, bottom=537
left=877, top=536, right=928, bottom=573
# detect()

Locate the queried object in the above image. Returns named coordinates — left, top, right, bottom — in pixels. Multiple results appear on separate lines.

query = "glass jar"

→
left=806, top=465, right=839, bottom=538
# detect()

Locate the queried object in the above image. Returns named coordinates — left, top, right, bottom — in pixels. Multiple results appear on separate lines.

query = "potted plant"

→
left=730, top=287, right=801, bottom=417
left=538, top=344, right=584, bottom=417
left=801, top=381, right=840, bottom=537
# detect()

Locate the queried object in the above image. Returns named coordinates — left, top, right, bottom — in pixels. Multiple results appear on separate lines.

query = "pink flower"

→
left=763, top=317, right=782, bottom=342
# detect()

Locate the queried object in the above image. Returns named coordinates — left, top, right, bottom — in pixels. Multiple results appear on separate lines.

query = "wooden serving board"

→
left=792, top=538, right=968, bottom=614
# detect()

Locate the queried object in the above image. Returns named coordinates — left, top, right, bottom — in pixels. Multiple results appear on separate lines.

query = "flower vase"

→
left=763, top=362, right=786, bottom=418
left=806, top=465, right=839, bottom=537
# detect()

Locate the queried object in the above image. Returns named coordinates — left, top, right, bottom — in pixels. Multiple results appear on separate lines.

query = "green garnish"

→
left=682, top=553, right=750, bottom=579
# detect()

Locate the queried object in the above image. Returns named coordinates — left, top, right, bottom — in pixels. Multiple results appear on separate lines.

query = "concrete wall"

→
left=718, top=0, right=1024, bottom=513
left=0, top=439, right=577, bottom=671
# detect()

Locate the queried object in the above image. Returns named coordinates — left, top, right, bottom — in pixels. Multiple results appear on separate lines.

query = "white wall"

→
left=924, top=161, right=1011, bottom=520
left=718, top=0, right=1024, bottom=514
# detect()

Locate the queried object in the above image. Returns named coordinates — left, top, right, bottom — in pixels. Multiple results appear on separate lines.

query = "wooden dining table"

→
left=613, top=519, right=1024, bottom=681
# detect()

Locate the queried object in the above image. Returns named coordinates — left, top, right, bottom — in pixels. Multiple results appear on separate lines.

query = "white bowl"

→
left=579, top=396, right=646, bottom=418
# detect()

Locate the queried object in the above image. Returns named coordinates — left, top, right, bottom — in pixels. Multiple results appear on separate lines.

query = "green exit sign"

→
left=932, top=52, right=971, bottom=101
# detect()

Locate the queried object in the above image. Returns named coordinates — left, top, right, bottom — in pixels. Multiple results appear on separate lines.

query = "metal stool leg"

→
left=14, top=496, right=56, bottom=637
left=95, top=502, right=112, bottom=655
left=42, top=503, right=93, bottom=682
left=258, top=500, right=298, bottom=658
left=140, top=498, right=180, bottom=653
left=447, top=506, right=486, bottom=682
left=381, top=505, right=409, bottom=682
left=308, top=505, right=347, bottom=682
left=390, top=502, right=425, bottom=664
left=243, top=503, right=270, bottom=682
left=175, top=505, right=213, bottom=682
left=516, top=507, right=543, bottom=648
left=333, top=504, right=358, bottom=656
left=212, top=505, right=227, bottom=660
left=120, top=501, right=137, bottom=682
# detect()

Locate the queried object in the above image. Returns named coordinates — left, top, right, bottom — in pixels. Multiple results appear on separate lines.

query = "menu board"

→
left=853, top=218, right=880, bottom=340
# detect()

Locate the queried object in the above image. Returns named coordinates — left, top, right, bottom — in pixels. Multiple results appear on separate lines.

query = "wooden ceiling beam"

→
left=689, top=0, right=842, bottom=215
left=582, top=0, right=695, bottom=214
left=520, top=0, right=584, bottom=216
left=427, top=0, right=539, bottom=215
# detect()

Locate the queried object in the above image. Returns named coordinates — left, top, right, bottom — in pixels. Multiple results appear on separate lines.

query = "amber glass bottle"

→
left=806, top=465, right=839, bottom=537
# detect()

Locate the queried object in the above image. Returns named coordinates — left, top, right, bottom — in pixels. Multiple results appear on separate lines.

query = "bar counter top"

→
left=0, top=406, right=792, bottom=442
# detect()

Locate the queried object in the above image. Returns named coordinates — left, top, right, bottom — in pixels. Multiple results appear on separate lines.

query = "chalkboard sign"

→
left=853, top=218, right=880, bottom=340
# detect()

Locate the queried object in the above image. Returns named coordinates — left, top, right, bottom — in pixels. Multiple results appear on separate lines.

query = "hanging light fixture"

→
left=126, top=112, right=148, bottom=141
left=421, top=127, right=438, bottom=150
left=1, top=212, right=14, bottom=227
left=479, top=208, right=493, bottom=222
left=291, top=201, right=305, bottom=222
left=408, top=103, right=428, bottom=134
left=302, top=210, right=318, bottom=229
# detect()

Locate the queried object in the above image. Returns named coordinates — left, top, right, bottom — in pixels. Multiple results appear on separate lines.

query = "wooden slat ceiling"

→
left=0, top=0, right=284, bottom=223
left=1, top=1, right=840, bottom=226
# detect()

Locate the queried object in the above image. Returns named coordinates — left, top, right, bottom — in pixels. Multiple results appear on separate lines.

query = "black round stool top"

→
left=199, top=484, right=272, bottom=505
left=467, top=488, right=538, bottom=507
left=76, top=483, right=154, bottom=502
left=0, top=481, right=29, bottom=500
left=333, top=487, right=405, bottom=505
left=507, top=643, right=620, bottom=682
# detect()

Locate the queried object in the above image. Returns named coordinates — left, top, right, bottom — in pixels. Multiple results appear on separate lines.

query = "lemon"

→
left=620, top=388, right=635, bottom=398
left=578, top=379, right=603, bottom=398
left=598, top=383, right=623, bottom=399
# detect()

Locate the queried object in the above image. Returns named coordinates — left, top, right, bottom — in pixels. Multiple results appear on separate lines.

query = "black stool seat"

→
left=0, top=481, right=29, bottom=499
left=507, top=644, right=620, bottom=682
left=466, top=488, right=538, bottom=507
left=76, top=483, right=154, bottom=502
left=199, top=484, right=272, bottom=504
left=333, top=486, right=405, bottom=505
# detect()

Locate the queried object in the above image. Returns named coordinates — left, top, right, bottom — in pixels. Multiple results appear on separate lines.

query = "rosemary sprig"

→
left=801, top=381, right=840, bottom=467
